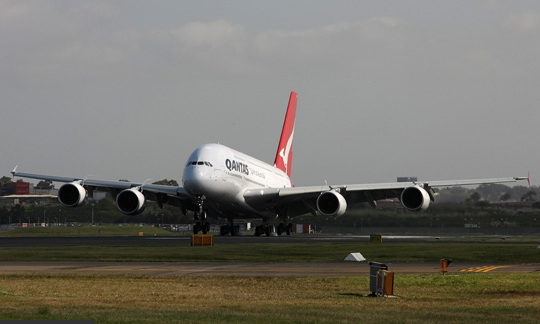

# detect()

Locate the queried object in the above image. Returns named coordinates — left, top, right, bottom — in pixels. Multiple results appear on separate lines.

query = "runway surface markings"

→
left=459, top=263, right=539, bottom=273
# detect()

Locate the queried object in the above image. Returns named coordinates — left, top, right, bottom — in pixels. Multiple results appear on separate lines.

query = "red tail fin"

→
left=274, top=92, right=297, bottom=177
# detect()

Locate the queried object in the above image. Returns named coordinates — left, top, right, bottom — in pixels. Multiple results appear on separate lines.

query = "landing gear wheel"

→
left=286, top=223, right=293, bottom=235
left=193, top=222, right=201, bottom=234
left=202, top=222, right=210, bottom=234
left=220, top=225, right=230, bottom=236
left=231, top=225, right=241, bottom=236
left=265, top=225, right=276, bottom=236
left=277, top=223, right=285, bottom=236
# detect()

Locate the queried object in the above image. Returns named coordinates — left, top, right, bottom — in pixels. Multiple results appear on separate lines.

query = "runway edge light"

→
left=441, top=259, right=452, bottom=275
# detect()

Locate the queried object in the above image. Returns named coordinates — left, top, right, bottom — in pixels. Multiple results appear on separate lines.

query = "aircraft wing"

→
left=243, top=176, right=529, bottom=217
left=11, top=168, right=195, bottom=209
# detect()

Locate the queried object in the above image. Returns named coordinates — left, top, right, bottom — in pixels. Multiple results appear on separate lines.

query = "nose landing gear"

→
left=193, top=197, right=210, bottom=235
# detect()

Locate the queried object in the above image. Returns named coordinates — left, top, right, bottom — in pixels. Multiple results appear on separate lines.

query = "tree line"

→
left=0, top=178, right=538, bottom=228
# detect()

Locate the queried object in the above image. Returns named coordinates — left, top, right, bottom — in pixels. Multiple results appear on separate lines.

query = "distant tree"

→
left=119, top=179, right=130, bottom=182
left=511, top=186, right=531, bottom=202
left=36, top=180, right=54, bottom=189
left=466, top=192, right=482, bottom=204
left=0, top=176, right=12, bottom=186
left=500, top=193, right=512, bottom=202
left=436, top=187, right=472, bottom=203
left=153, top=179, right=179, bottom=186
left=520, top=190, right=537, bottom=202
left=10, top=204, right=25, bottom=223
left=0, top=206, right=9, bottom=224
left=477, top=184, right=510, bottom=202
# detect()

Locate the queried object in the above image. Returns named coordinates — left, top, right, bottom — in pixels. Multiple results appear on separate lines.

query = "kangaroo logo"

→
left=279, top=128, right=294, bottom=174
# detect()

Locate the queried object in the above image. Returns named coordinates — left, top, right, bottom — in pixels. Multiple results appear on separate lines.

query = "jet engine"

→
left=58, top=182, right=87, bottom=207
left=317, top=190, right=347, bottom=216
left=116, top=188, right=146, bottom=215
left=400, top=185, right=431, bottom=212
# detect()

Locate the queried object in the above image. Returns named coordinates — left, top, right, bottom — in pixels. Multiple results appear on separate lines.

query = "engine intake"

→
left=400, top=185, right=431, bottom=212
left=58, top=182, right=87, bottom=207
left=317, top=190, right=347, bottom=216
left=116, top=188, right=146, bottom=215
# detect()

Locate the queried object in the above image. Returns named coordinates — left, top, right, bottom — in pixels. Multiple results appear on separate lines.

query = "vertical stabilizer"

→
left=274, top=92, right=297, bottom=177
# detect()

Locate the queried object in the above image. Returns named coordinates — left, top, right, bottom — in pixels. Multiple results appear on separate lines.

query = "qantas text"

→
left=225, top=159, right=249, bottom=175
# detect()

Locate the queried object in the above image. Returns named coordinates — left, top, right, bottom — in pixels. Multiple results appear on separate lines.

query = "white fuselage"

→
left=182, top=143, right=292, bottom=219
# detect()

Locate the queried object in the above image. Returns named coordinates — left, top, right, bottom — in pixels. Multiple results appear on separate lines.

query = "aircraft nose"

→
left=183, top=165, right=212, bottom=196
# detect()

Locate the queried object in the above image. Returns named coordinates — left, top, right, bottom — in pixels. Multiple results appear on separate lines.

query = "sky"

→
left=1, top=0, right=539, bottom=187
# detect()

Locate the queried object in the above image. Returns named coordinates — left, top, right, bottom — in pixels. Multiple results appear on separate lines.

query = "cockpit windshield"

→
left=186, top=161, right=213, bottom=167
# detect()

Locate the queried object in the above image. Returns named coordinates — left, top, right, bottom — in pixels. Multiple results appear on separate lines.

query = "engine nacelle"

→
left=317, top=190, right=347, bottom=216
left=58, top=182, right=87, bottom=207
left=116, top=188, right=146, bottom=215
left=400, top=185, right=431, bottom=212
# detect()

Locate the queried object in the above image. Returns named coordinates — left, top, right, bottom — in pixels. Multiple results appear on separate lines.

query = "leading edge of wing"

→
left=244, top=176, right=527, bottom=202
left=11, top=169, right=192, bottom=199
left=296, top=177, right=527, bottom=193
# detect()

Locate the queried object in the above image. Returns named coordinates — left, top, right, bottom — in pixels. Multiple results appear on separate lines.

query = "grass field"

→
left=0, top=241, right=539, bottom=263
left=1, top=227, right=539, bottom=323
left=0, top=273, right=539, bottom=323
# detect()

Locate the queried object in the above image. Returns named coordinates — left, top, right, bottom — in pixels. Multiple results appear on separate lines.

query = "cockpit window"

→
left=187, top=161, right=213, bottom=167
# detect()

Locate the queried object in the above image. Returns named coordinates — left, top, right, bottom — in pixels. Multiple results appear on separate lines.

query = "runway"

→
left=0, top=261, right=538, bottom=276
left=1, top=233, right=538, bottom=247
left=0, top=235, right=538, bottom=276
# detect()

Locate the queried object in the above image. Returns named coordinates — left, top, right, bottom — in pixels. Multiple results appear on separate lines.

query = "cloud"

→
left=0, top=1, right=38, bottom=25
left=171, top=20, right=247, bottom=48
left=505, top=11, right=540, bottom=30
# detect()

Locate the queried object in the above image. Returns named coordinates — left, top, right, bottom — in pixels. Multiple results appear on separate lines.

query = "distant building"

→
left=1, top=181, right=30, bottom=196
left=0, top=181, right=59, bottom=205
left=0, top=194, right=57, bottom=205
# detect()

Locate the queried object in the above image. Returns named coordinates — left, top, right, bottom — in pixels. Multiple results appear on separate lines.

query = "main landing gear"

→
left=277, top=222, right=293, bottom=236
left=255, top=222, right=293, bottom=236
left=219, top=219, right=242, bottom=236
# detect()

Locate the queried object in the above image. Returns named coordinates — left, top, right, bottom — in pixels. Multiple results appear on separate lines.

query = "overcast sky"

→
left=1, top=0, right=538, bottom=187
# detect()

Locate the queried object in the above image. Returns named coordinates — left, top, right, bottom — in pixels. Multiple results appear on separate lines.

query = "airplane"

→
left=11, top=92, right=529, bottom=236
